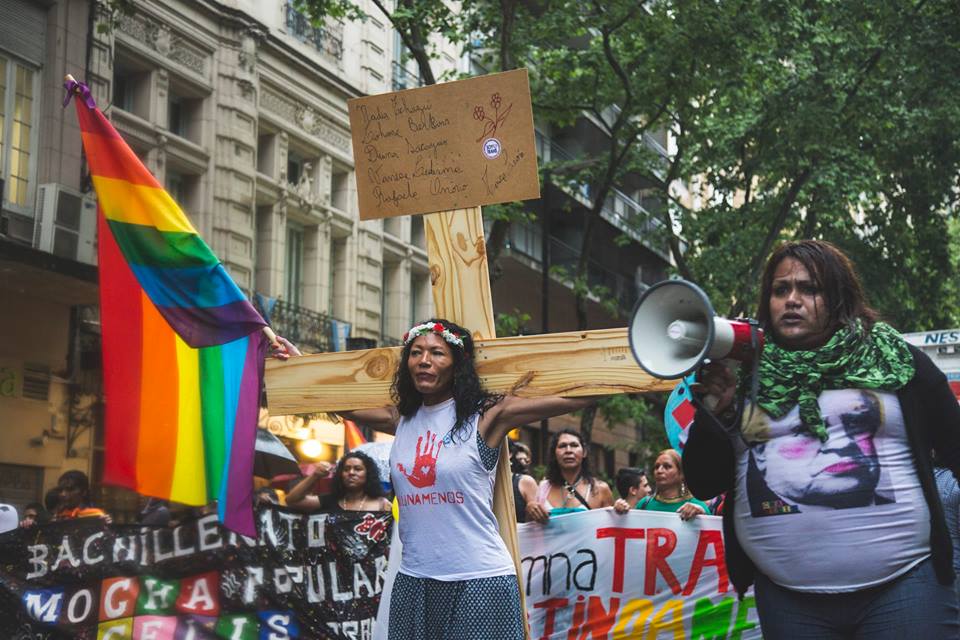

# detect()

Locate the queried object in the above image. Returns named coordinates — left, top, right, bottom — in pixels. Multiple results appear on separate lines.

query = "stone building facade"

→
left=87, top=0, right=456, bottom=351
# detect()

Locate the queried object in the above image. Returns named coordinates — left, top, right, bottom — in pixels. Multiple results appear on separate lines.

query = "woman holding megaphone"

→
left=684, top=240, right=960, bottom=639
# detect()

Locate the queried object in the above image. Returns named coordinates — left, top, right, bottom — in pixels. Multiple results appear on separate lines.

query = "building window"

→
left=391, top=32, right=422, bottom=91
left=331, top=167, right=350, bottom=211
left=167, top=85, right=203, bottom=143
left=257, top=131, right=276, bottom=177
left=410, top=215, right=426, bottom=249
left=287, top=150, right=305, bottom=187
left=0, top=57, right=38, bottom=211
left=286, top=225, right=304, bottom=306
left=284, top=1, right=344, bottom=60
left=112, top=55, right=149, bottom=120
left=384, top=216, right=401, bottom=238
left=165, top=169, right=200, bottom=218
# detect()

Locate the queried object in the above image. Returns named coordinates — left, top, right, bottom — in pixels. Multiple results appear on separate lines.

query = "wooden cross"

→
left=265, top=205, right=672, bottom=580
left=264, top=71, right=674, bottom=619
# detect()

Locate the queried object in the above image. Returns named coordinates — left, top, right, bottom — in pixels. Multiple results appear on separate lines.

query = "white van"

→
left=902, top=329, right=960, bottom=403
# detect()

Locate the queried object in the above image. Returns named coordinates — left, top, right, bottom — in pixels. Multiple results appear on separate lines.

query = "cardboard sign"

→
left=348, top=69, right=540, bottom=220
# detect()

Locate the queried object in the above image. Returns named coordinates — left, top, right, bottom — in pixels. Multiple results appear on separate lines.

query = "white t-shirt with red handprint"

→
left=389, top=397, right=515, bottom=581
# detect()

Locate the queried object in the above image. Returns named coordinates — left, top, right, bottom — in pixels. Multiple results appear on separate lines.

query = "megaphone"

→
left=628, top=279, right=763, bottom=379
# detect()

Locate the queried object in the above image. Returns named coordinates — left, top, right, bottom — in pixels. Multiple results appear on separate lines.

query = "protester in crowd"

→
left=935, top=458, right=960, bottom=604
left=52, top=470, right=109, bottom=521
left=287, top=451, right=391, bottom=512
left=308, top=318, right=596, bottom=639
left=43, top=487, right=59, bottom=514
left=526, top=429, right=614, bottom=523
left=509, top=442, right=537, bottom=523
left=255, top=486, right=282, bottom=506
left=684, top=239, right=960, bottom=638
left=613, top=466, right=651, bottom=509
left=510, top=441, right=532, bottom=474
left=614, top=450, right=709, bottom=520
left=138, top=497, right=171, bottom=527
left=19, top=502, right=48, bottom=528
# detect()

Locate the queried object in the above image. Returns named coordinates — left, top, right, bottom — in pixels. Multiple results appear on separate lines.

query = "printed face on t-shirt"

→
left=750, top=390, right=883, bottom=511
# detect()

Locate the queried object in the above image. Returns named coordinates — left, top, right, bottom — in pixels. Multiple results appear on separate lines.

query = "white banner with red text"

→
left=518, top=509, right=761, bottom=639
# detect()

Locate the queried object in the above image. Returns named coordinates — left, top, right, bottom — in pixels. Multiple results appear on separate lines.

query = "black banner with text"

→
left=0, top=506, right=391, bottom=639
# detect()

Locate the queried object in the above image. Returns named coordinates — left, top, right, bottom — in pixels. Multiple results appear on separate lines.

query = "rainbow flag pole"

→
left=65, top=76, right=273, bottom=535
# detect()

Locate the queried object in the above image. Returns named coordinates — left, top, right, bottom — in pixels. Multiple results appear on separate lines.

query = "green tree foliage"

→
left=296, top=0, right=960, bottom=453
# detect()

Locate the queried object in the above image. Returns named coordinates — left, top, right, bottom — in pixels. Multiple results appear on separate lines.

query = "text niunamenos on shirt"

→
left=389, top=398, right=515, bottom=581
left=734, top=389, right=930, bottom=592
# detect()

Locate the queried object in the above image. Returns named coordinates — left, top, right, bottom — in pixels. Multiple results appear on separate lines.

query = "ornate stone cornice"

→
left=118, top=13, right=208, bottom=77
left=260, top=87, right=351, bottom=154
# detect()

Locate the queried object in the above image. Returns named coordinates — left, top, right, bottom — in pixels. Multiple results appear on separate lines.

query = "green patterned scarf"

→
left=756, top=320, right=914, bottom=441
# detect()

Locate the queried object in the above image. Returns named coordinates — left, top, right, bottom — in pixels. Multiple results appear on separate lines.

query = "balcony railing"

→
left=504, top=223, right=647, bottom=315
left=285, top=2, right=344, bottom=61
left=260, top=297, right=335, bottom=354
left=534, top=129, right=672, bottom=259
left=392, top=61, right=423, bottom=92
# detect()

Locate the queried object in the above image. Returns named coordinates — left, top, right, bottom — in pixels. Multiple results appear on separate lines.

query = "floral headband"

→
left=403, top=322, right=465, bottom=348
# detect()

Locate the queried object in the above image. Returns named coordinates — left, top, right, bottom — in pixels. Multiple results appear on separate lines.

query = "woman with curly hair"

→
left=286, top=450, right=391, bottom=512
left=338, top=318, right=595, bottom=640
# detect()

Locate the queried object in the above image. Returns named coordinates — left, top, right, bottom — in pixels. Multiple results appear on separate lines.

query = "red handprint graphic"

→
left=397, top=430, right=443, bottom=488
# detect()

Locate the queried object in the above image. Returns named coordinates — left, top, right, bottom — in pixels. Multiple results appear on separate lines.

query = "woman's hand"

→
left=692, top=361, right=737, bottom=414
left=613, top=498, right=631, bottom=514
left=270, top=336, right=302, bottom=361
left=525, top=501, right=550, bottom=524
left=677, top=502, right=705, bottom=521
left=312, top=461, right=334, bottom=477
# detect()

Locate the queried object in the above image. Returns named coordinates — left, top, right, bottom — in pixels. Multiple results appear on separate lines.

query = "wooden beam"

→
left=424, top=208, right=496, bottom=338
left=425, top=206, right=521, bottom=634
left=265, top=327, right=673, bottom=414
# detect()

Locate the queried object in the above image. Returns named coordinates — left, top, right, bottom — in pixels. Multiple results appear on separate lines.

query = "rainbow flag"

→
left=69, top=81, right=267, bottom=535
left=344, top=419, right=367, bottom=450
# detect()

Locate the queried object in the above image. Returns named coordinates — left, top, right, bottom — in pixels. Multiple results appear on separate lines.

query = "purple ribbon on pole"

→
left=63, top=77, right=97, bottom=109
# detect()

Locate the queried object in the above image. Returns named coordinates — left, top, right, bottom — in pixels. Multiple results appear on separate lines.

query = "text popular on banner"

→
left=518, top=510, right=761, bottom=640
left=0, top=506, right=391, bottom=639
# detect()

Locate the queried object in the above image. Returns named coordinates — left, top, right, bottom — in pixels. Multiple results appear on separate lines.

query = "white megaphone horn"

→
left=628, top=279, right=764, bottom=379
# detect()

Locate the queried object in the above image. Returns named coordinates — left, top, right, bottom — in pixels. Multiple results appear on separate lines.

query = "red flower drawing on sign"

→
left=474, top=93, right=513, bottom=143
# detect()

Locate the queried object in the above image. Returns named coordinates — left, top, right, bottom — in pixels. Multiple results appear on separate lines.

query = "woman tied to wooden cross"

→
left=329, top=318, right=597, bottom=639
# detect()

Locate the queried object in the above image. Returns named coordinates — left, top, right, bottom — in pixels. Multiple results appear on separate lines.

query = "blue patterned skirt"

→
left=388, top=572, right=524, bottom=639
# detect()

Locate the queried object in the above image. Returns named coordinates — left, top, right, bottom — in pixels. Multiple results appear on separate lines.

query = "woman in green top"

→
left=614, top=449, right=710, bottom=520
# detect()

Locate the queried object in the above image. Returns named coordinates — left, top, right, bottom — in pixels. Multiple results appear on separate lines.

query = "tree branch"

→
left=371, top=0, right=436, bottom=85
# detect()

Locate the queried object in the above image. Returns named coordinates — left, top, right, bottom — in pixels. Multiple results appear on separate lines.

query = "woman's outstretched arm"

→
left=478, top=395, right=598, bottom=448
left=337, top=407, right=401, bottom=435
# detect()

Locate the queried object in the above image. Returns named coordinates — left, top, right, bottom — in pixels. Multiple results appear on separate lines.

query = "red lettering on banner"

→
left=98, top=576, right=138, bottom=621
left=596, top=527, right=645, bottom=593
left=683, top=529, right=728, bottom=595
left=175, top=572, right=220, bottom=615
left=645, top=528, right=681, bottom=596
left=533, top=597, right=568, bottom=640
left=572, top=596, right=620, bottom=639
left=565, top=594, right=586, bottom=639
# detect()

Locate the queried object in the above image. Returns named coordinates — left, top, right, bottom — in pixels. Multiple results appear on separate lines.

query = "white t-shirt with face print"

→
left=733, top=389, right=930, bottom=592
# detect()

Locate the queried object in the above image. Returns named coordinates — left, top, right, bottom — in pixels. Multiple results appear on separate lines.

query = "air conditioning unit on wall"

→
left=33, top=183, right=98, bottom=265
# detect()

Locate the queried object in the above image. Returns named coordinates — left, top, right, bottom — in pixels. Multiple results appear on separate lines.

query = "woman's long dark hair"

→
left=757, top=240, right=879, bottom=337
left=331, top=451, right=385, bottom=501
left=545, top=429, right=595, bottom=487
left=391, top=318, right=500, bottom=442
